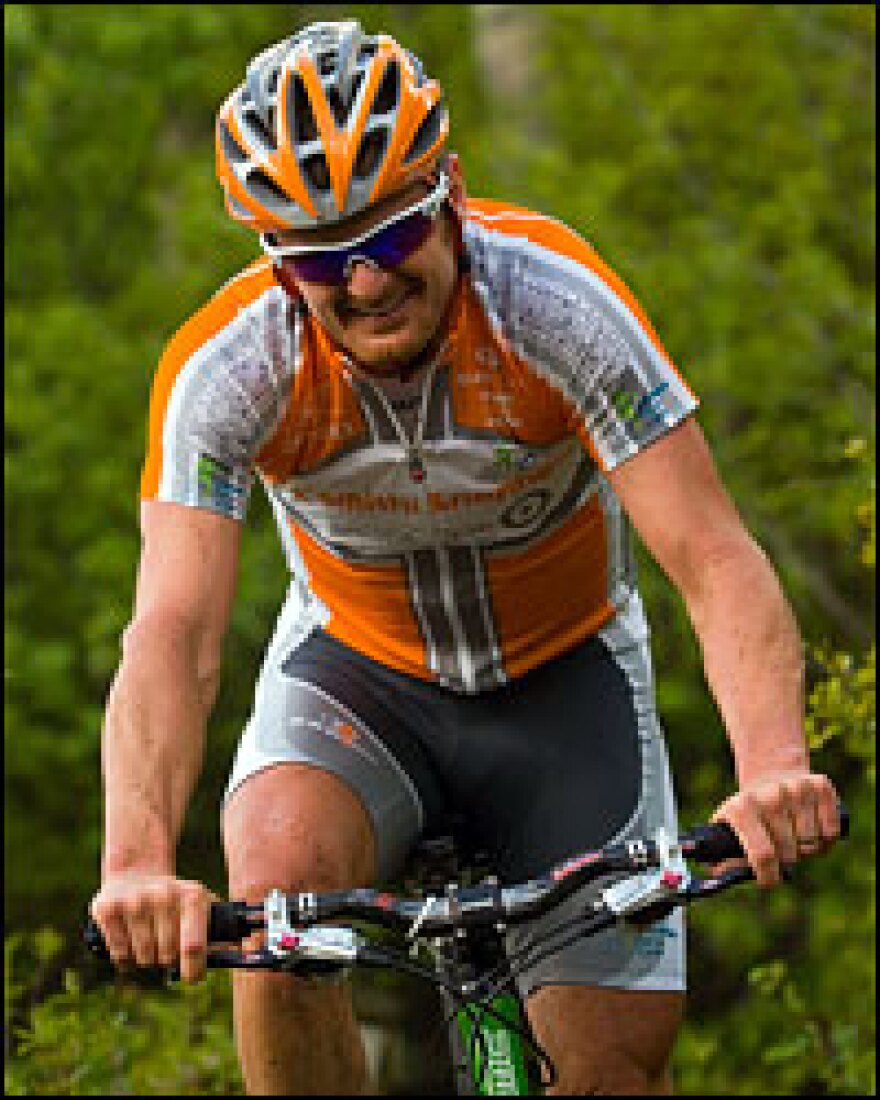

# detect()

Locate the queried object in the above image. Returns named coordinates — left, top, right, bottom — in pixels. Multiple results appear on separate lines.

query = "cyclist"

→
left=91, top=19, right=842, bottom=1096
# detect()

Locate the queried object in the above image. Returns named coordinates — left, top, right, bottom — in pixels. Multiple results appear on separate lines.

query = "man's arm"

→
left=92, top=500, right=242, bottom=979
left=608, top=418, right=840, bottom=885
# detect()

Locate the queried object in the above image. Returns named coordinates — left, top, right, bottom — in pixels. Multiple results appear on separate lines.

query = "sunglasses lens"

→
left=286, top=251, right=347, bottom=285
left=283, top=207, right=437, bottom=285
left=367, top=212, right=434, bottom=267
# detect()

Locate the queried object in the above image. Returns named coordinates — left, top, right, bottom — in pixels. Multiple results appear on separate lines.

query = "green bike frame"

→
left=455, top=992, right=534, bottom=1095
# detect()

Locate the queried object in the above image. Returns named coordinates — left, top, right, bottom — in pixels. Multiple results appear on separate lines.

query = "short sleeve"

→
left=140, top=271, right=296, bottom=520
left=501, top=217, right=699, bottom=473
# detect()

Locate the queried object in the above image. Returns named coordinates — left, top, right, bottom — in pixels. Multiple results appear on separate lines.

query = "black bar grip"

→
left=685, top=800, right=849, bottom=863
left=84, top=916, right=110, bottom=961
left=208, top=902, right=252, bottom=944
left=684, top=820, right=745, bottom=863
left=83, top=919, right=179, bottom=983
left=84, top=901, right=252, bottom=961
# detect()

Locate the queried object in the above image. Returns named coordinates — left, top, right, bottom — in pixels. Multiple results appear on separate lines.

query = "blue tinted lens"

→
left=367, top=211, right=434, bottom=267
left=286, top=250, right=347, bottom=285
left=286, top=210, right=434, bottom=285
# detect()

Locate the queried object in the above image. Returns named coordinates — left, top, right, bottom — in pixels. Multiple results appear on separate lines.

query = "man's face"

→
left=274, top=165, right=463, bottom=375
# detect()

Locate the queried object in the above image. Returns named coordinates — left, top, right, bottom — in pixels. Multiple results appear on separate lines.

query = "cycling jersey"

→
left=141, top=198, right=698, bottom=693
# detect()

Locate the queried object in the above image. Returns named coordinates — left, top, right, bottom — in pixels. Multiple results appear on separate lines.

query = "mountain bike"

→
left=85, top=805, right=849, bottom=1095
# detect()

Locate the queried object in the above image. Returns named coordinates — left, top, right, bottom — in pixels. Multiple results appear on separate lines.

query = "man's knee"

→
left=222, top=763, right=377, bottom=898
left=527, top=986, right=684, bottom=1096
left=550, top=1049, right=672, bottom=1095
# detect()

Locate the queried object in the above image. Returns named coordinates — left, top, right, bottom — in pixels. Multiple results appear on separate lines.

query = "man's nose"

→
left=344, top=255, right=397, bottom=299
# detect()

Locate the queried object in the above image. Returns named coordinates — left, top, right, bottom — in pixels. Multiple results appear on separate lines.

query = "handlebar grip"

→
left=687, top=800, right=850, bottom=863
left=84, top=901, right=252, bottom=964
left=208, top=902, right=252, bottom=944
left=84, top=917, right=110, bottom=961
left=83, top=919, right=178, bottom=984
left=686, top=820, right=745, bottom=863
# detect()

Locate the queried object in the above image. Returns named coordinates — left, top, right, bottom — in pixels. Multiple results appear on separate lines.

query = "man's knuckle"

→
left=814, top=775, right=836, bottom=801
left=96, top=898, right=123, bottom=924
left=765, top=789, right=787, bottom=815
left=103, top=932, right=128, bottom=953
left=148, top=883, right=177, bottom=909
left=123, top=896, right=148, bottom=920
left=752, top=843, right=776, bottom=868
left=740, top=792, right=761, bottom=817
left=179, top=881, right=206, bottom=907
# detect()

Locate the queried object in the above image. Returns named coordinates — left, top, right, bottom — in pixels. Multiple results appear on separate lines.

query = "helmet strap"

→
left=272, top=262, right=304, bottom=304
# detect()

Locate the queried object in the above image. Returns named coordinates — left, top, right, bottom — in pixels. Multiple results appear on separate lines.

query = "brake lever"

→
left=686, top=862, right=796, bottom=900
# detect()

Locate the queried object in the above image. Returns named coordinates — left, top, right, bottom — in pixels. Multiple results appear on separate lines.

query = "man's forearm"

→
left=101, top=618, right=217, bottom=878
left=683, top=534, right=809, bottom=786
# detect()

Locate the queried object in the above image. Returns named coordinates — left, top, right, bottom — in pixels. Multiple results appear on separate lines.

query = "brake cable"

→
left=429, top=964, right=559, bottom=1090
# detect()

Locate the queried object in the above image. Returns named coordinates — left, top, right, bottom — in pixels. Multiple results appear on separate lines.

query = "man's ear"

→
left=446, top=151, right=467, bottom=216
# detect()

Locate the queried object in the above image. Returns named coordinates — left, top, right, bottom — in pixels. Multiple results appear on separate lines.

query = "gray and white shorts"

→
left=224, top=589, right=685, bottom=998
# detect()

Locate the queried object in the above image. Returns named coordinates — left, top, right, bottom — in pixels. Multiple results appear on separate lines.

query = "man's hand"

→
left=712, top=770, right=841, bottom=887
left=90, top=874, right=215, bottom=982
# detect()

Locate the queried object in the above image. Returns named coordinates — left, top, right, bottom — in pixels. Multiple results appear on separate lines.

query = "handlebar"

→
left=84, top=804, right=849, bottom=972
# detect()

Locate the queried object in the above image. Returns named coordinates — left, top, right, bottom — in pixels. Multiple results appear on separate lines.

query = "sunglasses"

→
left=260, top=173, right=450, bottom=286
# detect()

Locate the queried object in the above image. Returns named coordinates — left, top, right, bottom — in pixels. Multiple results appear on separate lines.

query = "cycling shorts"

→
left=224, top=587, right=685, bottom=997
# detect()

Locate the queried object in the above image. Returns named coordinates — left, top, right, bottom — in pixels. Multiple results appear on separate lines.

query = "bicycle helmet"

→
left=216, top=20, right=449, bottom=233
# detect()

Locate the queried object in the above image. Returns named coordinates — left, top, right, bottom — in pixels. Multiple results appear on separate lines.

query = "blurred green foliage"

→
left=5, top=3, right=875, bottom=1095
left=5, top=931, right=244, bottom=1095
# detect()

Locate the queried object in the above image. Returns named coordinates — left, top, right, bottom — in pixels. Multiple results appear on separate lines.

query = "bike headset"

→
left=215, top=18, right=472, bottom=313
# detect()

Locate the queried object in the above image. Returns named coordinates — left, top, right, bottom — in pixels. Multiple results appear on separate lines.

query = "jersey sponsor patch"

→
left=196, top=452, right=247, bottom=517
left=609, top=377, right=672, bottom=443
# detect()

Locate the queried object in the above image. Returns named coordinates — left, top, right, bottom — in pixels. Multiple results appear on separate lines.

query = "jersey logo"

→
left=500, top=489, right=553, bottom=530
left=196, top=453, right=245, bottom=516
left=612, top=381, right=670, bottom=431
left=493, top=445, right=538, bottom=474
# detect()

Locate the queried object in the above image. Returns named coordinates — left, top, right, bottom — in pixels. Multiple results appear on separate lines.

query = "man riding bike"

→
left=90, top=20, right=842, bottom=1095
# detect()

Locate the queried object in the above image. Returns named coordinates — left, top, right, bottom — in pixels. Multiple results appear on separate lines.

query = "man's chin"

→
left=347, top=330, right=433, bottom=373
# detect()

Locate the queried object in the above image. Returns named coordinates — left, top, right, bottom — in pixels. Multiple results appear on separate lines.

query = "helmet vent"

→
left=247, top=169, right=291, bottom=213
left=241, top=108, right=275, bottom=154
left=373, top=61, right=400, bottom=117
left=327, top=74, right=364, bottom=127
left=219, top=121, right=248, bottom=165
left=354, top=129, right=389, bottom=180
left=404, top=100, right=444, bottom=165
left=358, top=43, right=377, bottom=65
left=326, top=86, right=346, bottom=127
left=302, top=154, right=331, bottom=193
left=290, top=74, right=319, bottom=144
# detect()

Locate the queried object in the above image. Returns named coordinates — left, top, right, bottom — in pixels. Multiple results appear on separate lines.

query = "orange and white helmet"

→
left=216, top=20, right=449, bottom=233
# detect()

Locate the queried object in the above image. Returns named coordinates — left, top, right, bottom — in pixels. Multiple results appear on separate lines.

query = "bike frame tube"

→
left=455, top=993, right=534, bottom=1096
left=430, top=923, right=539, bottom=1096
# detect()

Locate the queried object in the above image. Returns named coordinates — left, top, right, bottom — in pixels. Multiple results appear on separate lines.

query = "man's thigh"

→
left=526, top=984, right=685, bottom=1096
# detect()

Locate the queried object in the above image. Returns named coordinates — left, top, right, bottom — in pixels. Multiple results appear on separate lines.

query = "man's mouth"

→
left=341, top=286, right=416, bottom=321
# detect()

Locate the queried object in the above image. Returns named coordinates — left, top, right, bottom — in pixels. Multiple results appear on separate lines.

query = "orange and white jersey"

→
left=141, top=198, right=698, bottom=692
